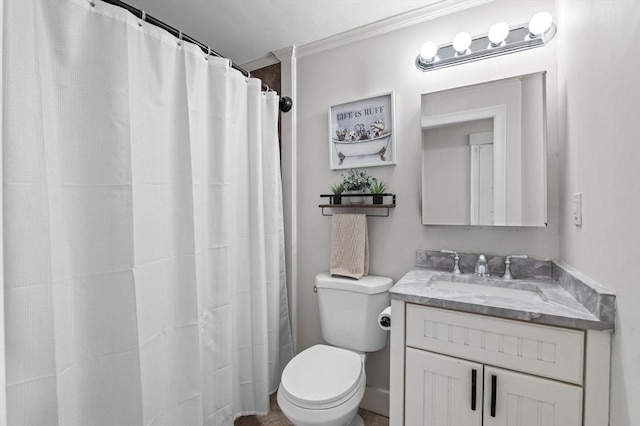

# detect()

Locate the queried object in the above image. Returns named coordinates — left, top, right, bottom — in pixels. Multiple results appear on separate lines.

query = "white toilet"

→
left=277, top=272, right=393, bottom=426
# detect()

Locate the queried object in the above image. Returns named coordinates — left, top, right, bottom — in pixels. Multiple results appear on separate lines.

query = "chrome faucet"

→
left=503, top=254, right=529, bottom=280
left=440, top=249, right=461, bottom=274
left=474, top=254, right=490, bottom=277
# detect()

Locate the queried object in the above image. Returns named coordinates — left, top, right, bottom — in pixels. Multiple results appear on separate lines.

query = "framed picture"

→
left=328, top=92, right=396, bottom=170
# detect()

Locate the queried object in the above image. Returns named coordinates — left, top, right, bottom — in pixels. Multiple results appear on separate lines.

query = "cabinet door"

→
left=405, top=348, right=482, bottom=426
left=483, top=366, right=582, bottom=426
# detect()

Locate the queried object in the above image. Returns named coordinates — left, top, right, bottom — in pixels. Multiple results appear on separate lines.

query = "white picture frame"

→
left=329, top=92, right=396, bottom=170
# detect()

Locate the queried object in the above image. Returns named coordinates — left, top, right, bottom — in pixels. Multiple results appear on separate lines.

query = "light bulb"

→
left=419, top=41, right=439, bottom=62
left=528, top=12, right=552, bottom=36
left=488, top=22, right=509, bottom=46
left=453, top=32, right=472, bottom=54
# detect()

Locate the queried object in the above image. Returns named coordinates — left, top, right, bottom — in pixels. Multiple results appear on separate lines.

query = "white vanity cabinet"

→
left=405, top=349, right=582, bottom=425
left=390, top=301, right=612, bottom=426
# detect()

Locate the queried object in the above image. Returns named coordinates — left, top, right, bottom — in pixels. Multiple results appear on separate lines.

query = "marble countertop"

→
left=390, top=253, right=616, bottom=331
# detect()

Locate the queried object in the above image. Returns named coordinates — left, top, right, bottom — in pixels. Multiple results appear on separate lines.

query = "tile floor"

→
left=234, top=394, right=389, bottom=426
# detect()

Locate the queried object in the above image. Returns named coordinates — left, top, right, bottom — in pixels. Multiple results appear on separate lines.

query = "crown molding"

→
left=273, top=46, right=295, bottom=62
left=241, top=53, right=280, bottom=72
left=295, top=0, right=493, bottom=59
left=241, top=0, right=492, bottom=70
left=241, top=46, right=298, bottom=72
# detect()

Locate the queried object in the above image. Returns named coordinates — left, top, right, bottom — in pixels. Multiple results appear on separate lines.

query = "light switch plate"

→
left=572, top=193, right=582, bottom=226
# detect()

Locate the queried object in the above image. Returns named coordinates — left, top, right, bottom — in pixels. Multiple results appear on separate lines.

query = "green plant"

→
left=369, top=179, right=387, bottom=194
left=329, top=182, right=344, bottom=195
left=341, top=168, right=376, bottom=191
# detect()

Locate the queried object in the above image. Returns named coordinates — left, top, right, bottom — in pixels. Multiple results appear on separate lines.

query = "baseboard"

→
left=360, top=385, right=390, bottom=417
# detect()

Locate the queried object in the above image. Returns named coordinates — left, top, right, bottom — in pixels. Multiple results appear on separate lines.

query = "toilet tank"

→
left=315, top=272, right=393, bottom=352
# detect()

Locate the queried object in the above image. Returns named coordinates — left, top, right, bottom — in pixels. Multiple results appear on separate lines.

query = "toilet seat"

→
left=279, top=344, right=364, bottom=410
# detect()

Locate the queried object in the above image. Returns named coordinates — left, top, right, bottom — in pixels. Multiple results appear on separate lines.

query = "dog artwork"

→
left=329, top=93, right=395, bottom=168
left=370, top=119, right=385, bottom=138
left=333, top=120, right=390, bottom=164
left=346, top=129, right=359, bottom=141
left=354, top=123, right=370, bottom=140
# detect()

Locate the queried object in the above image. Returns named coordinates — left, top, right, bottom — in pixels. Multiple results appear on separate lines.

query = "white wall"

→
left=287, top=0, right=561, bottom=410
left=556, top=1, right=640, bottom=425
left=0, top=1, right=6, bottom=421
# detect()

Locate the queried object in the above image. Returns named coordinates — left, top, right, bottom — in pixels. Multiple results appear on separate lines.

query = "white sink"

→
left=429, top=279, right=545, bottom=302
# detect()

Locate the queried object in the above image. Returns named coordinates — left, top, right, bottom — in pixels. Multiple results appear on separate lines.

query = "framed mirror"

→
left=421, top=72, right=547, bottom=227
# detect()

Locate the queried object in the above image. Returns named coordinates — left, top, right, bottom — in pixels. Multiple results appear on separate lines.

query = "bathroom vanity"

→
left=389, top=251, right=615, bottom=426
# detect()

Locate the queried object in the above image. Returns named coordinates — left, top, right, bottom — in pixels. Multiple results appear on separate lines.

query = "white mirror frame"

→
left=421, top=104, right=507, bottom=225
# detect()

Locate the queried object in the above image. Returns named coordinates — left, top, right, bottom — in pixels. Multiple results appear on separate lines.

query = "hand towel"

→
left=330, top=213, right=369, bottom=279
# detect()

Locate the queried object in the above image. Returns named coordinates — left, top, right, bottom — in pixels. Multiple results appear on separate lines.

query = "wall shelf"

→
left=319, top=193, right=396, bottom=217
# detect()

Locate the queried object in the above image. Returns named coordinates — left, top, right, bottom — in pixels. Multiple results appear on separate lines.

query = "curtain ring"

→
left=137, top=10, right=146, bottom=27
left=205, top=46, right=211, bottom=61
left=88, top=0, right=96, bottom=7
left=176, top=31, right=183, bottom=46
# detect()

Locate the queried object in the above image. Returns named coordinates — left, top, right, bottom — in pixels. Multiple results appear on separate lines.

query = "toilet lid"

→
left=280, top=344, right=363, bottom=409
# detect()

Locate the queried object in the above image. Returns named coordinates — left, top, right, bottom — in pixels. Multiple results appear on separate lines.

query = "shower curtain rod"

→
left=101, top=0, right=253, bottom=77
left=99, top=0, right=294, bottom=113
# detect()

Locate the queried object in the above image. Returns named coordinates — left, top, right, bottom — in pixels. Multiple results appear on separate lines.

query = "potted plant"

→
left=341, top=168, right=376, bottom=203
left=329, top=183, right=344, bottom=205
left=370, top=179, right=387, bottom=204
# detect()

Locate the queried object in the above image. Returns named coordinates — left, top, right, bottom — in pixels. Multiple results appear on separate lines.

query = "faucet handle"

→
left=503, top=254, right=528, bottom=279
left=440, top=249, right=461, bottom=274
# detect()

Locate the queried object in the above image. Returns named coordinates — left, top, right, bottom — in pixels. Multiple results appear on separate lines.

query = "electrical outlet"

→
left=572, top=193, right=582, bottom=226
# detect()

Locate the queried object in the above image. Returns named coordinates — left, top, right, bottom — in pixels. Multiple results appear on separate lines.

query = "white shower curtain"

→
left=1, top=0, right=293, bottom=425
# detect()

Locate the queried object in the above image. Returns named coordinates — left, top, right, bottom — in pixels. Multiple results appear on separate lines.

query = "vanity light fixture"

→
left=416, top=12, right=556, bottom=72
left=419, top=41, right=439, bottom=63
left=488, top=22, right=509, bottom=47
left=452, top=32, right=472, bottom=55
